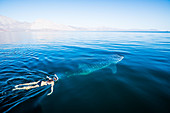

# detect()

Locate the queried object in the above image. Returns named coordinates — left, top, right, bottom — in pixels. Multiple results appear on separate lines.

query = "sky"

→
left=0, top=0, right=170, bottom=30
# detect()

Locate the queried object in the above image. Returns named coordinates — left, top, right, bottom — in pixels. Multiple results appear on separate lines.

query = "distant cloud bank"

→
left=0, top=15, right=164, bottom=32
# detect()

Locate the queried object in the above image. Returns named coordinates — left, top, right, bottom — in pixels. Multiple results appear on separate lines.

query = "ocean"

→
left=0, top=31, right=169, bottom=113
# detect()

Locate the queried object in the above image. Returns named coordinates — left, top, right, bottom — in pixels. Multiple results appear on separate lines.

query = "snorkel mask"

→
left=53, top=74, right=59, bottom=82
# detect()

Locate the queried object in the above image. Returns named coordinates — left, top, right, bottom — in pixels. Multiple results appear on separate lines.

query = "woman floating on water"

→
left=12, top=74, right=59, bottom=96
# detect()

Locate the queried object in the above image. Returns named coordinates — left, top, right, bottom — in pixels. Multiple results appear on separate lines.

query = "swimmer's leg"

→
left=15, top=81, right=39, bottom=88
left=13, top=85, right=39, bottom=91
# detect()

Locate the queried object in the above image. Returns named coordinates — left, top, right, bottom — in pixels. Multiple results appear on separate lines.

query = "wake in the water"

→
left=0, top=74, right=57, bottom=113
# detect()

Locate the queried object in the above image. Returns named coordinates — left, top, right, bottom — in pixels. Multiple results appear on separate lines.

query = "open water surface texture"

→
left=0, top=31, right=170, bottom=113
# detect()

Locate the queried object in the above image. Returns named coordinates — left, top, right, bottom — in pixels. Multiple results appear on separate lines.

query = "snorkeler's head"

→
left=53, top=74, right=59, bottom=81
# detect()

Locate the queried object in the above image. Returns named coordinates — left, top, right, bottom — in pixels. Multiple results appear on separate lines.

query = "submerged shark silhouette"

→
left=67, top=54, right=124, bottom=76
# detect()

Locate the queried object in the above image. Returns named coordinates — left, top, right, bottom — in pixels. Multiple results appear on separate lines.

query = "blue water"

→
left=0, top=31, right=170, bottom=113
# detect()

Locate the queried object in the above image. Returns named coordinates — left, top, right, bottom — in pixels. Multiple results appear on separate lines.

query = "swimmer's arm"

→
left=46, top=76, right=52, bottom=80
left=47, top=84, right=54, bottom=96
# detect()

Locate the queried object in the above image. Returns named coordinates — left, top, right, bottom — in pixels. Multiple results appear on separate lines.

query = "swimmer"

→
left=12, top=74, right=59, bottom=96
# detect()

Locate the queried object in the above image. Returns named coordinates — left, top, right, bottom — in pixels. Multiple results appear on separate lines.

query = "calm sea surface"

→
left=0, top=31, right=170, bottom=113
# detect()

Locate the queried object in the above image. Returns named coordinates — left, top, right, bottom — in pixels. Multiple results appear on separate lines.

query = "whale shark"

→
left=67, top=54, right=124, bottom=76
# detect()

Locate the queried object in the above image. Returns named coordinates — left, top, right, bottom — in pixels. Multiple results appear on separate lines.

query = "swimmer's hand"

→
left=47, top=84, right=54, bottom=96
left=47, top=92, right=52, bottom=96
